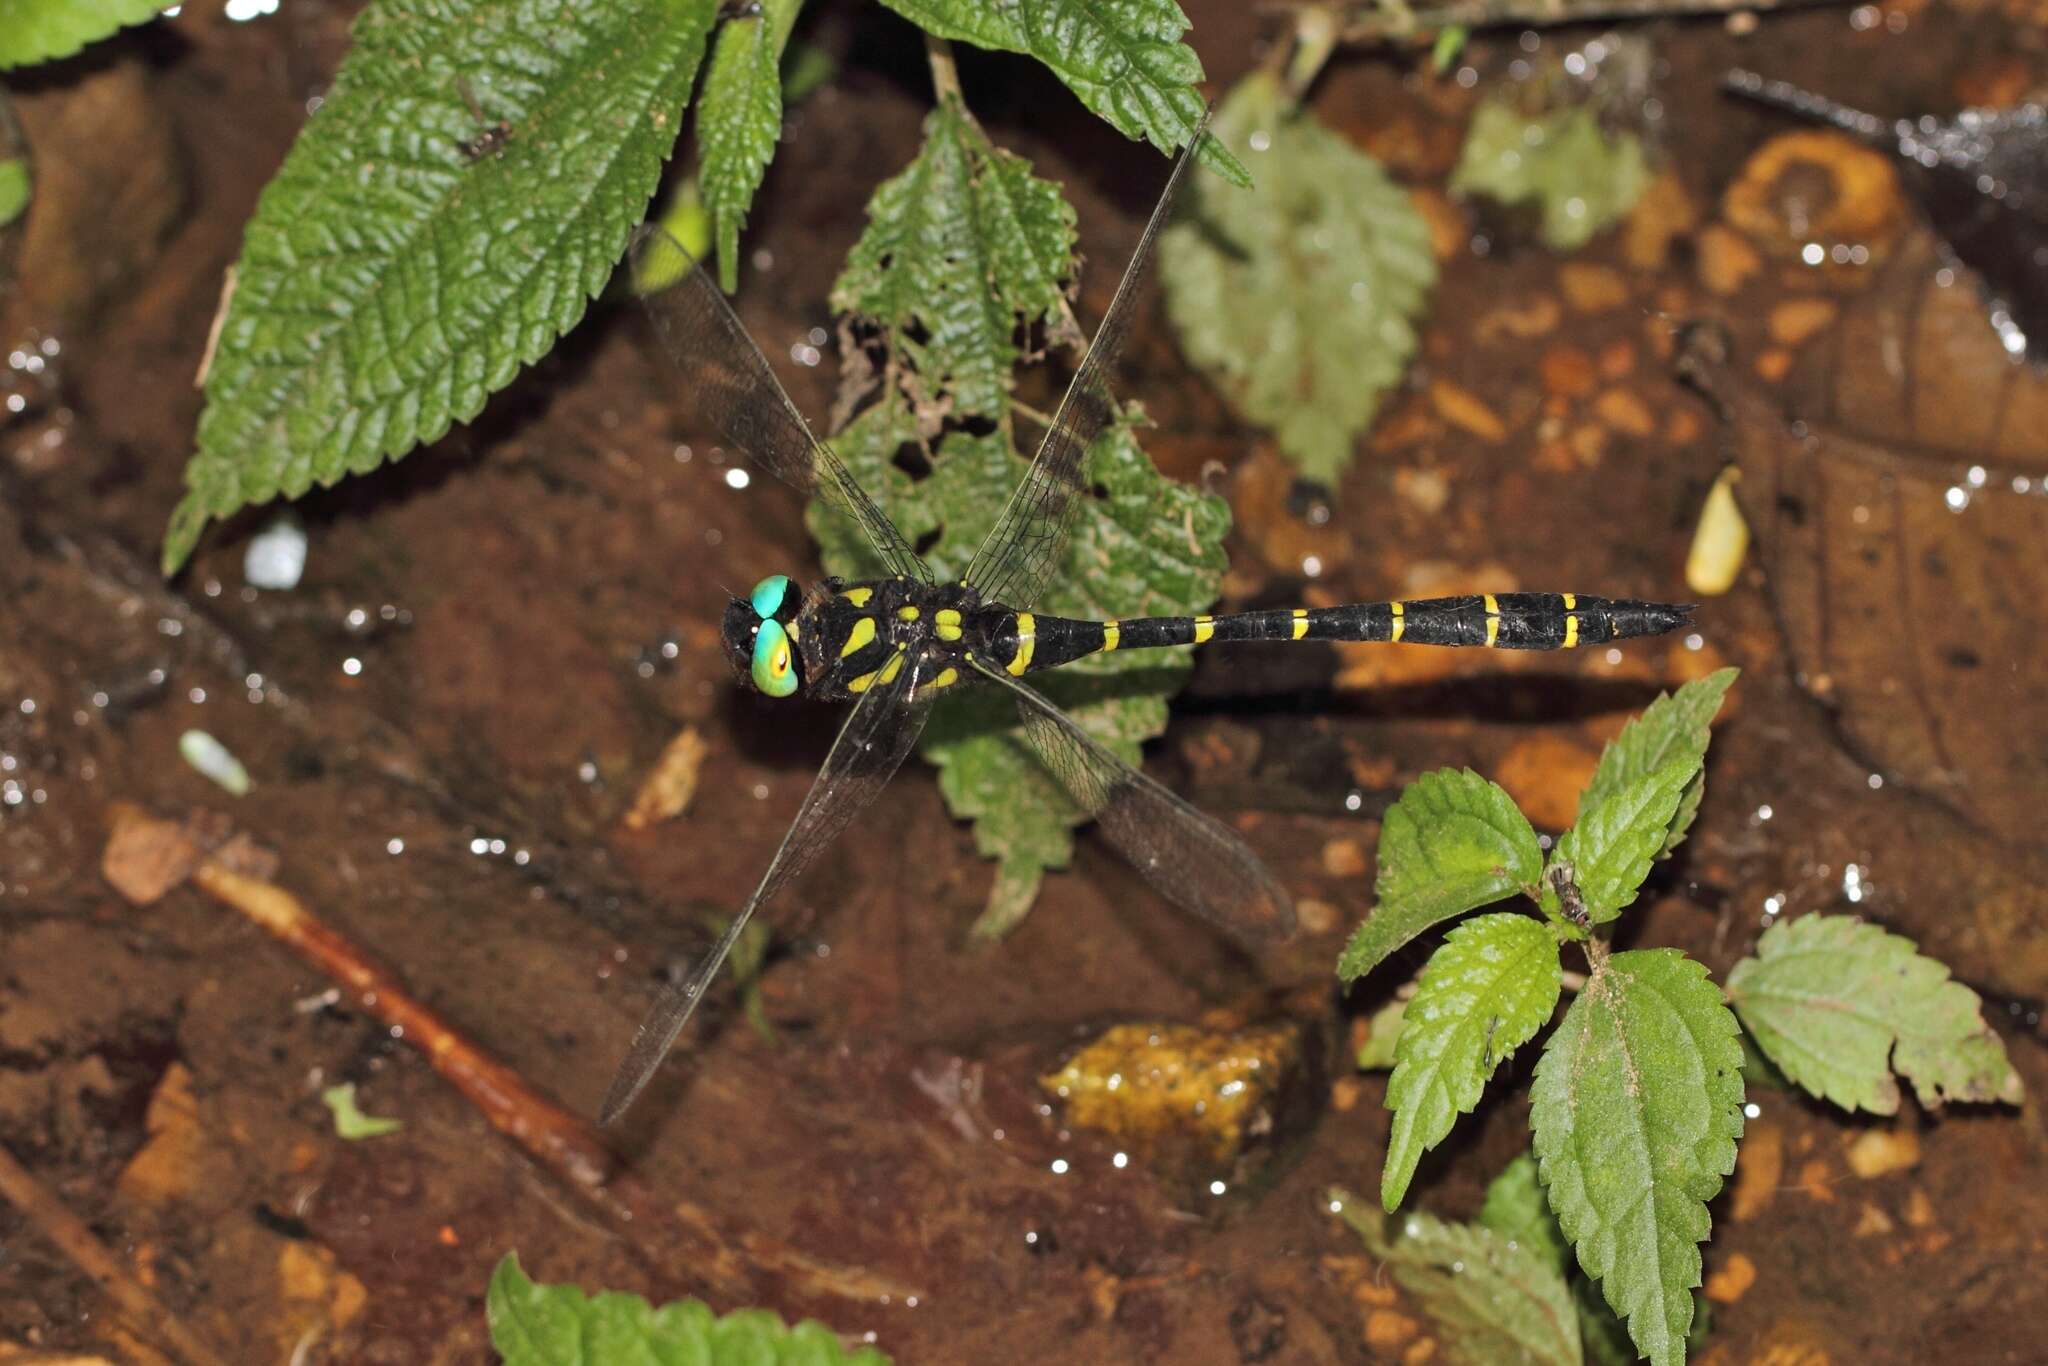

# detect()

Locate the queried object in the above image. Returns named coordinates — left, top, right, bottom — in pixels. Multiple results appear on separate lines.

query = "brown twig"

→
left=105, top=804, right=923, bottom=1313
left=0, top=1142, right=232, bottom=1366
left=1259, top=0, right=1852, bottom=44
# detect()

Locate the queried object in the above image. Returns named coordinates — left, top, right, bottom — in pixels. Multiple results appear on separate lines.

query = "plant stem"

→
left=925, top=32, right=963, bottom=103
left=1260, top=0, right=1852, bottom=44
left=1283, top=4, right=1343, bottom=101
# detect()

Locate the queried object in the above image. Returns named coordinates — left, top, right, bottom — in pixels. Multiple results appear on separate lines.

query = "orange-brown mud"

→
left=2, top=0, right=2044, bottom=1360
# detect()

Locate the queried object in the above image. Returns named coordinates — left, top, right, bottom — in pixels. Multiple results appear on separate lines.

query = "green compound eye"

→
left=750, top=618, right=799, bottom=697
left=750, top=574, right=792, bottom=619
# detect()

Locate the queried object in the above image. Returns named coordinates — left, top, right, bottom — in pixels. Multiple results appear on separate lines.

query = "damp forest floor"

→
left=3, top=1, right=2047, bottom=1361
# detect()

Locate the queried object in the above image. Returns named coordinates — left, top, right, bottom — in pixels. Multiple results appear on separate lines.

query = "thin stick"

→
left=0, top=1143, right=232, bottom=1366
left=107, top=805, right=922, bottom=1312
left=1260, top=0, right=1853, bottom=44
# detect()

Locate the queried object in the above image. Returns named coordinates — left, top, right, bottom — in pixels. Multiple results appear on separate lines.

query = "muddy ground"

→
left=2, top=0, right=2045, bottom=1361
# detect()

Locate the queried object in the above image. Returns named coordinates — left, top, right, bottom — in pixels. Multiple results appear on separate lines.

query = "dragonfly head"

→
left=723, top=574, right=803, bottom=698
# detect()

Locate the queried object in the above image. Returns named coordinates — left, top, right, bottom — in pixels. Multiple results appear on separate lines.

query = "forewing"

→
left=599, top=649, right=934, bottom=1124
left=968, top=658, right=1294, bottom=944
left=631, top=226, right=929, bottom=583
left=961, top=108, right=1214, bottom=610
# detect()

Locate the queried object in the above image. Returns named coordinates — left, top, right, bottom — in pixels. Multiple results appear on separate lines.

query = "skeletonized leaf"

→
left=1160, top=70, right=1434, bottom=482
left=1339, top=769, right=1542, bottom=984
left=1531, top=949, right=1744, bottom=1366
left=487, top=1253, right=891, bottom=1364
left=1726, top=914, right=2024, bottom=1113
left=0, top=0, right=169, bottom=70
left=833, top=99, right=1075, bottom=421
left=1382, top=913, right=1562, bottom=1209
left=1578, top=668, right=1736, bottom=857
left=1332, top=1189, right=1581, bottom=1366
left=875, top=0, right=1248, bottom=186
left=1546, top=758, right=1694, bottom=924
left=697, top=0, right=802, bottom=291
left=166, top=0, right=717, bottom=573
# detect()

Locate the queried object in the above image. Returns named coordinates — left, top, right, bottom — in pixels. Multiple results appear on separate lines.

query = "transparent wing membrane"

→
left=962, top=108, right=1215, bottom=611
left=600, top=651, right=934, bottom=1124
left=969, top=658, right=1295, bottom=944
left=630, top=227, right=930, bottom=583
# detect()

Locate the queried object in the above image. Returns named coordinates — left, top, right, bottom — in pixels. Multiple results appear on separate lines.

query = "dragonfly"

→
left=601, top=112, right=1693, bottom=1124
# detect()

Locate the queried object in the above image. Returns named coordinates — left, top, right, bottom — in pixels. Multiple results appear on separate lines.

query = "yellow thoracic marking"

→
left=842, top=586, right=872, bottom=607
left=1008, top=612, right=1036, bottom=676
left=1291, top=608, right=1309, bottom=641
left=935, top=608, right=962, bottom=642
left=1563, top=614, right=1579, bottom=649
left=1562, top=592, right=1577, bottom=610
left=1102, top=620, right=1121, bottom=652
left=847, top=669, right=878, bottom=693
left=841, top=616, right=876, bottom=657
left=928, top=667, right=959, bottom=689
left=897, top=605, right=920, bottom=621
left=1192, top=614, right=1215, bottom=644
left=879, top=649, right=906, bottom=685
left=1483, top=594, right=1501, bottom=648
left=1390, top=601, right=1406, bottom=643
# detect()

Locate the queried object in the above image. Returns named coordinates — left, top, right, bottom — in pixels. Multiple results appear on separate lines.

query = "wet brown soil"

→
left=2, top=0, right=2045, bottom=1361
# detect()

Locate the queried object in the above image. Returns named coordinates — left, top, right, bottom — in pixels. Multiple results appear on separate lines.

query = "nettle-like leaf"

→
left=1355, top=995, right=1408, bottom=1071
left=1450, top=99, right=1648, bottom=252
left=0, top=159, right=28, bottom=229
left=1579, top=668, right=1736, bottom=858
left=1332, top=1189, right=1580, bottom=1366
left=812, top=410, right=1228, bottom=937
left=1161, top=70, right=1434, bottom=483
left=1339, top=769, right=1541, bottom=984
left=1546, top=758, right=1695, bottom=925
left=1382, top=912, right=1562, bottom=1210
left=0, top=0, right=169, bottom=70
left=1531, top=949, right=1743, bottom=1366
left=1480, top=1154, right=1644, bottom=1365
left=1726, top=915, right=2024, bottom=1113
left=165, top=0, right=718, bottom=573
left=487, top=1253, right=891, bottom=1364
left=875, top=0, right=1247, bottom=187
left=696, top=0, right=802, bottom=291
left=833, top=99, right=1074, bottom=421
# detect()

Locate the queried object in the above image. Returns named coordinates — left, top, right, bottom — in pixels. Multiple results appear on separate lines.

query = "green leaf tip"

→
left=1580, top=666, right=1736, bottom=860
left=320, top=1083, right=402, bottom=1139
left=1381, top=912, right=1562, bottom=1210
left=1450, top=99, right=1649, bottom=252
left=165, top=0, right=719, bottom=574
left=0, top=159, right=29, bottom=229
left=0, top=0, right=173, bottom=71
left=1727, top=914, right=2024, bottom=1114
left=1339, top=768, right=1541, bottom=984
left=488, top=1252, right=893, bottom=1364
left=875, top=0, right=1248, bottom=186
left=1547, top=757, right=1695, bottom=925
left=1531, top=949, right=1743, bottom=1366
left=1162, top=69, right=1433, bottom=482
left=698, top=0, right=803, bottom=292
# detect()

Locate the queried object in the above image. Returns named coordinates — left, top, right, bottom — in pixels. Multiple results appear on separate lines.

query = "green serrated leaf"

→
left=1338, top=769, right=1542, bottom=984
left=698, top=0, right=801, bottom=291
left=876, top=0, right=1247, bottom=187
left=487, top=1253, right=890, bottom=1364
left=1331, top=1188, right=1581, bottom=1366
left=165, top=0, right=718, bottom=574
left=320, top=1082, right=402, bottom=1139
left=812, top=412, right=1228, bottom=934
left=1356, top=996, right=1408, bottom=1071
left=1726, top=915, right=2024, bottom=1114
left=1450, top=99, right=1648, bottom=252
left=1160, top=70, right=1433, bottom=483
left=1531, top=949, right=1744, bottom=1366
left=833, top=100, right=1074, bottom=420
left=1383, top=913, right=1561, bottom=1210
left=0, top=0, right=169, bottom=70
left=1479, top=1152, right=1571, bottom=1279
left=0, top=159, right=29, bottom=228
left=1547, top=758, right=1694, bottom=924
left=1580, top=668, right=1735, bottom=857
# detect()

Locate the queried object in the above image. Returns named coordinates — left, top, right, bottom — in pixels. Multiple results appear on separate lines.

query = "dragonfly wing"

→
left=967, top=657, right=1295, bottom=944
left=599, top=649, right=935, bottom=1124
left=960, top=108, right=1215, bottom=611
left=631, top=226, right=930, bottom=584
